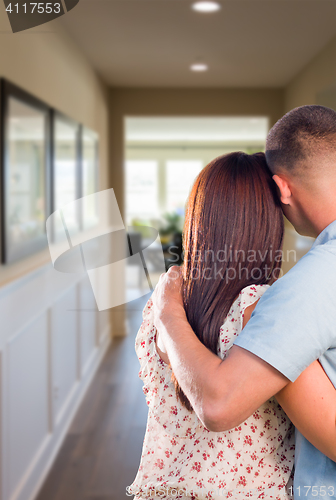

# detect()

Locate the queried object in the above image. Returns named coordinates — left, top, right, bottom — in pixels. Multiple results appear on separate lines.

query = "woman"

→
left=128, top=152, right=334, bottom=500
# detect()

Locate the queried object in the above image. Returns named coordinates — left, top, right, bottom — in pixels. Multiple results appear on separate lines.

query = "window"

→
left=166, top=160, right=203, bottom=214
left=126, top=160, right=158, bottom=223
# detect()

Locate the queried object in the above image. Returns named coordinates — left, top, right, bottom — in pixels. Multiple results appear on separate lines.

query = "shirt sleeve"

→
left=234, top=246, right=336, bottom=382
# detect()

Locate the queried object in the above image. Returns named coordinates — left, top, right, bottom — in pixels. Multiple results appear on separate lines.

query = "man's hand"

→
left=152, top=266, right=185, bottom=332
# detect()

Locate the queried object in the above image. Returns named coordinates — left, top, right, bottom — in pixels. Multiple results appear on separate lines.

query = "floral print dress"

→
left=129, top=284, right=295, bottom=500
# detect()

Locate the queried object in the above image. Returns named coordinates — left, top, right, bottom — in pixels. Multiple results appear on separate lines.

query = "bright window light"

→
left=166, top=160, right=203, bottom=214
left=192, top=1, right=221, bottom=13
left=190, top=63, right=208, bottom=72
left=126, top=160, right=159, bottom=223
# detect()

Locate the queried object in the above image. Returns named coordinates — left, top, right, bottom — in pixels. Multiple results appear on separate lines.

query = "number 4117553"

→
left=6, top=3, right=61, bottom=14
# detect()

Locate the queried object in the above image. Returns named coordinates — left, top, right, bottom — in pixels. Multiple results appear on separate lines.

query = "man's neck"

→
left=297, top=186, right=336, bottom=238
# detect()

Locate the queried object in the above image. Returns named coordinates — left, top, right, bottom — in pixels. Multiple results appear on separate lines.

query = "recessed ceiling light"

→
left=190, top=63, right=209, bottom=72
left=192, top=1, right=221, bottom=13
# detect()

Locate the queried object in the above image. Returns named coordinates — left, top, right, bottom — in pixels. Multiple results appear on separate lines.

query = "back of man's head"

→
left=266, top=105, right=336, bottom=179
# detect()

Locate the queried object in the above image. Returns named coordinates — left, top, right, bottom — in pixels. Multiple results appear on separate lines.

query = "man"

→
left=152, top=105, right=336, bottom=499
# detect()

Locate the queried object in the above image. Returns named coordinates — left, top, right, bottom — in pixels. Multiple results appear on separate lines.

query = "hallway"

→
left=1, top=3, right=336, bottom=500
left=36, top=295, right=150, bottom=500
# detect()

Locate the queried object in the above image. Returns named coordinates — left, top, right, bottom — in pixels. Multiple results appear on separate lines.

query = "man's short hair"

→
left=266, top=105, right=336, bottom=176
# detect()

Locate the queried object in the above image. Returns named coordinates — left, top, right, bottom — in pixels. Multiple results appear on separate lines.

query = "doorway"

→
left=124, top=116, right=269, bottom=299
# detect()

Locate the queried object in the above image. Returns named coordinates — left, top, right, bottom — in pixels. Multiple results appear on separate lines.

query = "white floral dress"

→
left=129, top=284, right=295, bottom=500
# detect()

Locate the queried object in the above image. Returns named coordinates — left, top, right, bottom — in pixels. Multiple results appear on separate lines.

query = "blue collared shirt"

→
left=235, top=220, right=336, bottom=499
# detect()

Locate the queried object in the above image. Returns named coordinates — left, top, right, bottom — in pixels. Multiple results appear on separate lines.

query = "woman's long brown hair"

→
left=172, top=152, right=284, bottom=411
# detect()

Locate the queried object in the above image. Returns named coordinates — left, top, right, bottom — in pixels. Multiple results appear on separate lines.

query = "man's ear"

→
left=272, top=174, right=292, bottom=205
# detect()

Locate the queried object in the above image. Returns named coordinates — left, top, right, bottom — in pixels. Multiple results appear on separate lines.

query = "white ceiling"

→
left=125, top=116, right=269, bottom=142
left=61, top=0, right=336, bottom=88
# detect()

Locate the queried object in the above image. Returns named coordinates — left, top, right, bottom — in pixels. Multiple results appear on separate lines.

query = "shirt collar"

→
left=311, top=219, right=336, bottom=249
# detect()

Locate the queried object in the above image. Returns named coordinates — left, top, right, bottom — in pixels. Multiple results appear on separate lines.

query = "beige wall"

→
left=0, top=11, right=110, bottom=286
left=285, top=34, right=336, bottom=111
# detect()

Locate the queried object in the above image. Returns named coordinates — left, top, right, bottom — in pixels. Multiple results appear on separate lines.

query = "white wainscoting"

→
left=0, top=263, right=111, bottom=500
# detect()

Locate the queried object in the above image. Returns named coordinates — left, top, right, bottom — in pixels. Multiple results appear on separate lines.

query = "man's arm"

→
left=153, top=267, right=289, bottom=431
left=276, top=360, right=336, bottom=462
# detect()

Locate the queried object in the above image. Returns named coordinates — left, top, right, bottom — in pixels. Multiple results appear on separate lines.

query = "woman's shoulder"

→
left=227, top=284, right=269, bottom=317
left=217, top=284, right=269, bottom=357
left=238, top=283, right=269, bottom=308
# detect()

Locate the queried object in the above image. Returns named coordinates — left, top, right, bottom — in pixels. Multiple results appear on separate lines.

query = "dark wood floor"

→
left=36, top=294, right=150, bottom=500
